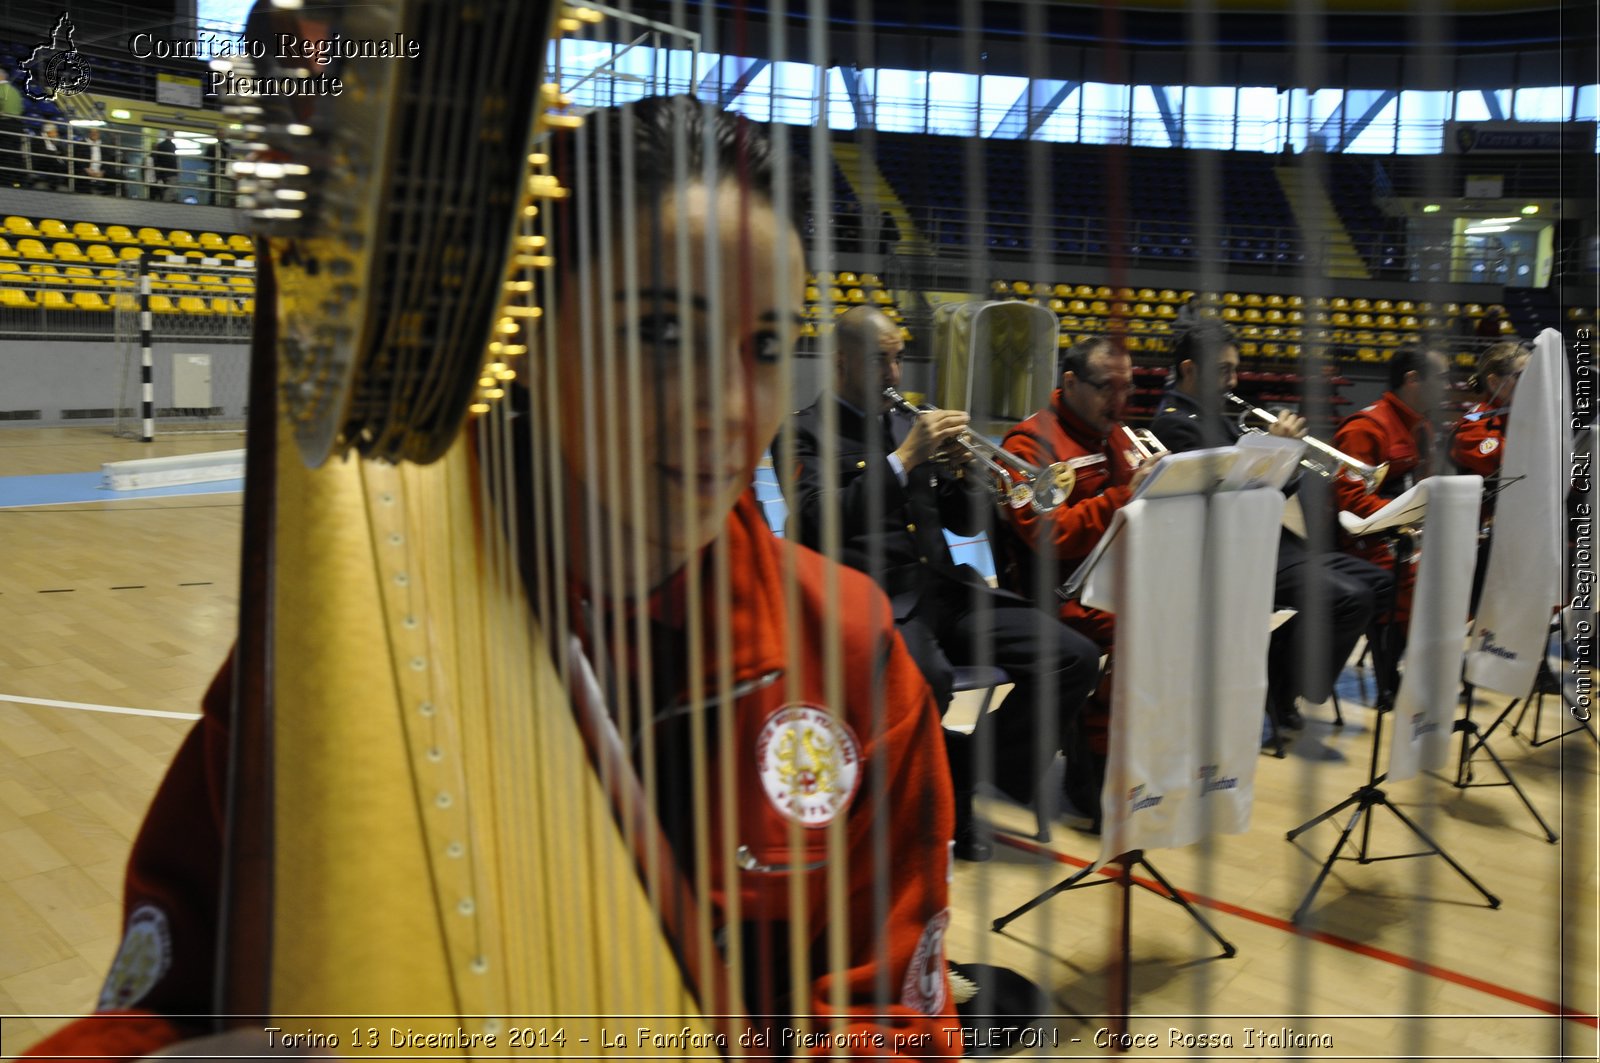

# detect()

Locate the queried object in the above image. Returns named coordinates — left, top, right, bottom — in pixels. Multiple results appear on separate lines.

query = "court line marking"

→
left=0, top=692, right=200, bottom=721
left=997, top=833, right=1599, bottom=1028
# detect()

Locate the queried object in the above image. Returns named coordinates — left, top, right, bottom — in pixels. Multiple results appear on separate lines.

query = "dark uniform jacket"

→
left=777, top=394, right=998, bottom=619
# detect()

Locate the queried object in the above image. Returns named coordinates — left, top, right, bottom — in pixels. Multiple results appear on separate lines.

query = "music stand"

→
left=1286, top=699, right=1500, bottom=923
left=1452, top=665, right=1566, bottom=843
left=1451, top=328, right=1571, bottom=839
left=1510, top=614, right=1597, bottom=748
left=1288, top=476, right=1500, bottom=921
left=999, top=473, right=1287, bottom=1032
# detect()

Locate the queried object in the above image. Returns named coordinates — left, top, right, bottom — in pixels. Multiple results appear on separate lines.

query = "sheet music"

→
left=1337, top=479, right=1430, bottom=536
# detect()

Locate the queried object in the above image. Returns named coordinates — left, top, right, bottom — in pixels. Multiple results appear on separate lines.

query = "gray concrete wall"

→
left=0, top=338, right=249, bottom=426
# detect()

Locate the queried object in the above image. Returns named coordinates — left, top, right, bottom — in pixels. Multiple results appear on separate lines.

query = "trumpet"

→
left=883, top=387, right=1076, bottom=511
left=1122, top=427, right=1169, bottom=465
left=1224, top=392, right=1388, bottom=495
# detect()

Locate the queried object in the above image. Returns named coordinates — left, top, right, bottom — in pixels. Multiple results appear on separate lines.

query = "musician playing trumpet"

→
left=1332, top=338, right=1453, bottom=702
left=989, top=336, right=1160, bottom=822
left=778, top=305, right=1102, bottom=859
left=1148, top=322, right=1391, bottom=733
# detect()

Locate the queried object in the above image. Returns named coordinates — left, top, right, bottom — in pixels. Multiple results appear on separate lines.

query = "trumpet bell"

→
left=1030, top=462, right=1076, bottom=511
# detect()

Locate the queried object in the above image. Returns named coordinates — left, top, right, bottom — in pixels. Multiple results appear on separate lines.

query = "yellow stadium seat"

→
left=1223, top=292, right=1243, bottom=306
left=86, top=245, right=117, bottom=262
left=211, top=297, right=238, bottom=314
left=1330, top=312, right=1352, bottom=327
left=1052, top=283, right=1071, bottom=298
left=150, top=295, right=179, bottom=313
left=1374, top=299, right=1393, bottom=312
left=1243, top=308, right=1264, bottom=323
left=1221, top=307, right=1242, bottom=322
left=0, top=288, right=36, bottom=308
left=1396, top=300, right=1415, bottom=313
left=1137, top=288, right=1157, bottom=301
left=73, top=292, right=110, bottom=311
left=107, top=225, right=139, bottom=244
left=112, top=292, right=138, bottom=311
left=860, top=273, right=882, bottom=287
left=1093, top=286, right=1112, bottom=300
left=1330, top=297, right=1349, bottom=311
left=1352, top=298, right=1371, bottom=312
left=829, top=286, right=846, bottom=303
left=17, top=239, right=53, bottom=260
left=871, top=289, right=892, bottom=305
left=1464, top=303, right=1482, bottom=317
left=52, top=241, right=86, bottom=262
left=0, top=261, right=19, bottom=275
left=137, top=227, right=171, bottom=247
left=0, top=238, right=16, bottom=258
left=836, top=271, right=859, bottom=287
left=1134, top=302, right=1156, bottom=319
left=119, top=246, right=144, bottom=261
left=63, top=266, right=100, bottom=286
left=28, top=264, right=65, bottom=285
left=1399, top=315, right=1419, bottom=330
left=1156, top=303, right=1176, bottom=319
left=1159, top=289, right=1179, bottom=303
left=1115, top=286, right=1136, bottom=301
left=1266, top=294, right=1286, bottom=308
left=39, top=219, right=69, bottom=238
left=38, top=289, right=72, bottom=310
left=804, top=285, right=819, bottom=302
left=846, top=288, right=867, bottom=304
left=1244, top=293, right=1264, bottom=308
left=1239, top=342, right=1259, bottom=357
left=1074, top=284, right=1095, bottom=299
left=169, top=230, right=199, bottom=248
left=5, top=216, right=39, bottom=236
left=73, top=222, right=107, bottom=241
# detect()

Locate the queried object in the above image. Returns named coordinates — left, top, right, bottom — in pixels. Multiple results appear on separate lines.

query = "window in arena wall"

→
left=926, top=72, right=980, bottom=137
left=1234, top=87, right=1284, bottom=153
left=1079, top=82, right=1132, bottom=145
left=825, top=68, right=861, bottom=132
left=1342, top=91, right=1399, bottom=153
left=980, top=76, right=1030, bottom=139
left=1397, top=90, right=1450, bottom=154
left=1033, top=87, right=1084, bottom=143
left=1513, top=86, right=1574, bottom=121
left=1179, top=85, right=1237, bottom=150
left=761, top=62, right=820, bottom=127
left=874, top=70, right=926, bottom=133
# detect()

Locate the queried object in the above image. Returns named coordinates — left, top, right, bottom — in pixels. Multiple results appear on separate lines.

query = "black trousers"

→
left=1270, top=546, right=1393, bottom=705
left=894, top=575, right=1101, bottom=804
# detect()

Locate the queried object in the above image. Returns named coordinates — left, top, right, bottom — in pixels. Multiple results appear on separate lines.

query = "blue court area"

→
left=753, top=460, right=998, bottom=581
left=0, top=471, right=243, bottom=509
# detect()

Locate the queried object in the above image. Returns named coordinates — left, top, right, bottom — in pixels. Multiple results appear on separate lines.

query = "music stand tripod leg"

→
left=1135, top=856, right=1236, bottom=957
left=990, top=860, right=1102, bottom=932
left=1381, top=800, right=1501, bottom=908
left=1455, top=684, right=1559, bottom=843
left=1290, top=799, right=1369, bottom=925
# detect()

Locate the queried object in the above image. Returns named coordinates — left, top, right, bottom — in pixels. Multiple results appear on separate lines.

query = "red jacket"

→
left=1332, top=391, right=1433, bottom=620
left=990, top=389, right=1141, bottom=648
left=1450, top=401, right=1507, bottom=478
left=27, top=494, right=959, bottom=1060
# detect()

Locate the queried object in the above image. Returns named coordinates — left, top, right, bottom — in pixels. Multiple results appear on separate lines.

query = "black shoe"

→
left=953, top=795, right=993, bottom=862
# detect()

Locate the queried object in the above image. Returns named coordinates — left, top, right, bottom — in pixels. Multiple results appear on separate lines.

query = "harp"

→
left=219, top=0, right=735, bottom=1044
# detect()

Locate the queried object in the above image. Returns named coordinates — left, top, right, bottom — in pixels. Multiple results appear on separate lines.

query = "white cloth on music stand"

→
left=1464, top=328, right=1570, bottom=697
left=1389, top=475, right=1484, bottom=783
left=1081, top=489, right=1283, bottom=868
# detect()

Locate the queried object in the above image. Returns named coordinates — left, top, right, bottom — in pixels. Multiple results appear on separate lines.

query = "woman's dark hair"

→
left=1469, top=340, right=1528, bottom=393
left=546, top=95, right=808, bottom=269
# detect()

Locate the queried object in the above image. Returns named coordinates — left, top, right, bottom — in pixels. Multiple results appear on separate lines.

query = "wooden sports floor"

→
left=0, top=427, right=1594, bottom=1060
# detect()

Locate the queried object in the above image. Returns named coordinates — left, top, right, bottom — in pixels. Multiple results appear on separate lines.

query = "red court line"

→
left=996, top=833, right=1599, bottom=1028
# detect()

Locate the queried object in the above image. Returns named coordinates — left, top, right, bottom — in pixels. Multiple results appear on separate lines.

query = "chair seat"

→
left=950, top=665, right=1011, bottom=692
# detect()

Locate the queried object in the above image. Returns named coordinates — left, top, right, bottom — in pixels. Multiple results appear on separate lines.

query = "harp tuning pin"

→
left=516, top=235, right=547, bottom=250
left=503, top=304, right=544, bottom=318
left=528, top=152, right=549, bottom=166
left=544, top=114, right=583, bottom=130
left=564, top=4, right=603, bottom=24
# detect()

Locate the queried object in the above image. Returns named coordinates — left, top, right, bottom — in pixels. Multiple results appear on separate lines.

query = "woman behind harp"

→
left=25, top=97, right=961, bottom=1059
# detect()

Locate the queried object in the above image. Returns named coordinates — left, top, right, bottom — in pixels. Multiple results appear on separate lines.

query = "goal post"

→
left=112, top=254, right=255, bottom=440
